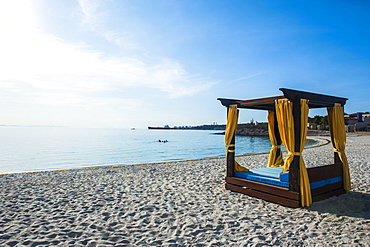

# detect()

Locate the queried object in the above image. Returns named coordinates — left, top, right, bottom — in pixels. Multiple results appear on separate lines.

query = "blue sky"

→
left=1, top=0, right=369, bottom=128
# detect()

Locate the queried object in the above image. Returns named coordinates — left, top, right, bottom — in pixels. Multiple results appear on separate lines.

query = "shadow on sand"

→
left=307, top=191, right=370, bottom=219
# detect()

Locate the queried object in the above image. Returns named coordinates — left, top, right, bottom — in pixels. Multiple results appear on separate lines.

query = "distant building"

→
left=344, top=112, right=370, bottom=132
left=344, top=112, right=370, bottom=124
left=363, top=113, right=370, bottom=123
left=309, top=123, right=317, bottom=130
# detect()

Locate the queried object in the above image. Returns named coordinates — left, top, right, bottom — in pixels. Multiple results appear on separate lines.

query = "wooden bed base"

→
left=225, top=163, right=346, bottom=208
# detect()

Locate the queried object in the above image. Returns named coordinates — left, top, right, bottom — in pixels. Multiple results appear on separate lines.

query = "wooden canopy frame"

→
left=218, top=88, right=349, bottom=208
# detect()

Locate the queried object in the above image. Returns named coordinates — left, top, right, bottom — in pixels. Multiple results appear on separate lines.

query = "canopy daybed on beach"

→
left=218, top=88, right=351, bottom=208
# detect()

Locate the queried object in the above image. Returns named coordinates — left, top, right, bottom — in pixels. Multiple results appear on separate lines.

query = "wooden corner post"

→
left=273, top=110, right=282, bottom=162
left=334, top=152, right=342, bottom=165
left=290, top=98, right=301, bottom=193
left=333, top=107, right=344, bottom=178
left=226, top=106, right=235, bottom=178
left=226, top=135, right=235, bottom=178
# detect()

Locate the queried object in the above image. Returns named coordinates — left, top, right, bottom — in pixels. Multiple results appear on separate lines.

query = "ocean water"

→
left=0, top=127, right=279, bottom=174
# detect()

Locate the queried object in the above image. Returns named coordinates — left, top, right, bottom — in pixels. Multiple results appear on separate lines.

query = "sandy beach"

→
left=0, top=135, right=369, bottom=246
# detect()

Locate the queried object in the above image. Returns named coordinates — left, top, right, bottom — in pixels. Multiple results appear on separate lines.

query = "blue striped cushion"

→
left=235, top=167, right=288, bottom=188
left=235, top=167, right=342, bottom=190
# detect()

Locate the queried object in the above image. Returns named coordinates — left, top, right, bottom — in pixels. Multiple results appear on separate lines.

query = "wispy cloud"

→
left=229, top=72, right=265, bottom=83
left=77, top=0, right=102, bottom=29
left=75, top=0, right=217, bottom=97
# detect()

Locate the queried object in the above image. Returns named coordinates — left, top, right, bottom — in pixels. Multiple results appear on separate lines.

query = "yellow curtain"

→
left=328, top=103, right=351, bottom=191
left=267, top=111, right=284, bottom=167
left=275, top=99, right=312, bottom=207
left=225, top=105, right=249, bottom=172
left=275, top=99, right=295, bottom=173
left=299, top=99, right=312, bottom=206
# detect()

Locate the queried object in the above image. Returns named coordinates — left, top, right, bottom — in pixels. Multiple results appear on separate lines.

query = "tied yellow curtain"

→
left=299, top=99, right=312, bottom=207
left=328, top=103, right=351, bottom=191
left=275, top=99, right=295, bottom=173
left=267, top=111, right=284, bottom=167
left=225, top=105, right=249, bottom=172
left=275, top=99, right=312, bottom=207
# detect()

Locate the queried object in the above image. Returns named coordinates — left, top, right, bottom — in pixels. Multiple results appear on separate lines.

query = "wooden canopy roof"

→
left=218, top=88, right=348, bottom=111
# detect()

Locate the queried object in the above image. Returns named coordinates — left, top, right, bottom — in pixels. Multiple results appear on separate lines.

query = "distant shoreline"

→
left=148, top=123, right=261, bottom=130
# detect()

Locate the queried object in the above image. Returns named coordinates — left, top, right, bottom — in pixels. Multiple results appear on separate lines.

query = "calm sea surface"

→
left=0, top=127, right=305, bottom=174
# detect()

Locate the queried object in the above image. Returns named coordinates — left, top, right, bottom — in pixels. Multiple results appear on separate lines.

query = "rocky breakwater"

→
left=215, top=125, right=269, bottom=136
left=218, top=125, right=331, bottom=137
left=236, top=126, right=331, bottom=137
left=236, top=126, right=269, bottom=136
left=214, top=125, right=269, bottom=136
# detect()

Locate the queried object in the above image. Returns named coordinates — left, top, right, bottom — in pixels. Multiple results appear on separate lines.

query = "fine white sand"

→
left=0, top=135, right=369, bottom=246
